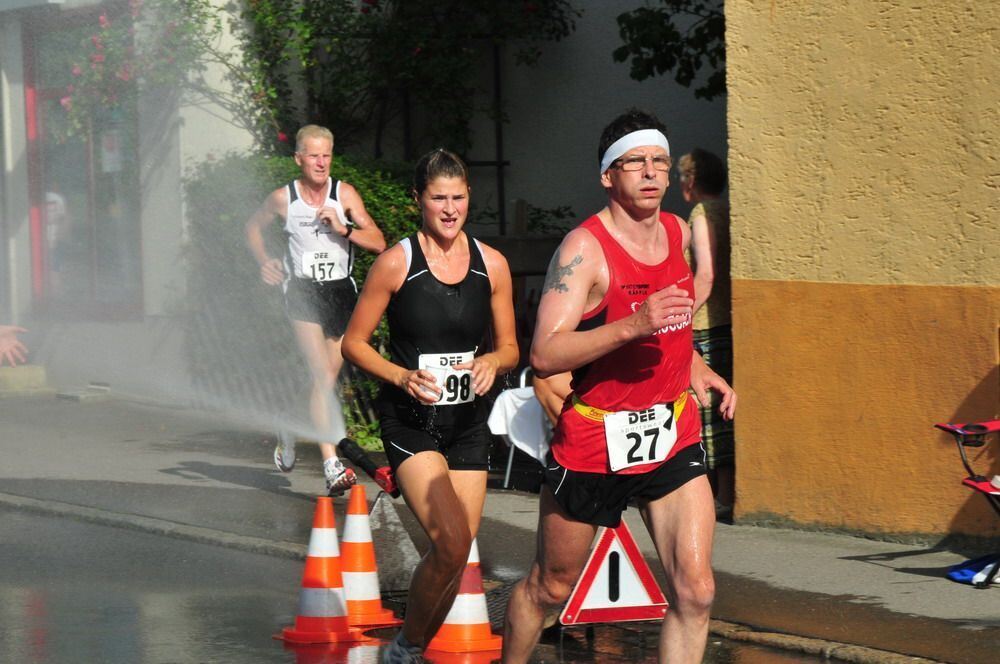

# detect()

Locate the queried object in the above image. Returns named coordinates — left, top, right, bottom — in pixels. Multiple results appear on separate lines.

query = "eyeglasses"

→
left=612, top=155, right=672, bottom=172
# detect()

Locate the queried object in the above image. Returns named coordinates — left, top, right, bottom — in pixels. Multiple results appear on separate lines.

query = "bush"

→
left=182, top=151, right=419, bottom=449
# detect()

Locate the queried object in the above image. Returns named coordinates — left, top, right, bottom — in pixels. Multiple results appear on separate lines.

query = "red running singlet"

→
left=550, top=212, right=701, bottom=474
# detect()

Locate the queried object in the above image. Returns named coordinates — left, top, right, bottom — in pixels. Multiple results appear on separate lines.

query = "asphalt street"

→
left=0, top=500, right=818, bottom=663
left=0, top=393, right=996, bottom=663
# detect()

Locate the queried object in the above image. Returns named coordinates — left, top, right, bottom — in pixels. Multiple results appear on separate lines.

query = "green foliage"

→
left=350, top=419, right=385, bottom=452
left=238, top=0, right=581, bottom=156
left=348, top=0, right=581, bottom=154
left=233, top=0, right=326, bottom=150
left=613, top=0, right=725, bottom=101
left=54, top=0, right=215, bottom=140
left=476, top=202, right=577, bottom=235
left=182, top=150, right=419, bottom=444
left=50, top=1, right=582, bottom=154
left=525, top=204, right=578, bottom=235
left=52, top=0, right=282, bottom=147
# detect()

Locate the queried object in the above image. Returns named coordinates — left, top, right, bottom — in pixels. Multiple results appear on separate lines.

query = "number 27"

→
left=626, top=427, right=661, bottom=464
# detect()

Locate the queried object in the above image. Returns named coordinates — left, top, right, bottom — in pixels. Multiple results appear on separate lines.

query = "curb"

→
left=0, top=364, right=48, bottom=393
left=0, top=387, right=57, bottom=399
left=710, top=620, right=945, bottom=664
left=0, top=491, right=305, bottom=560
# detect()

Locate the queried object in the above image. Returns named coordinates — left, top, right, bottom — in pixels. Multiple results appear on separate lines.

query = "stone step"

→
left=0, top=364, right=53, bottom=397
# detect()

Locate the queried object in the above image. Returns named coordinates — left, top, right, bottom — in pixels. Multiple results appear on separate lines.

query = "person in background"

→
left=342, top=149, right=518, bottom=664
left=245, top=124, right=386, bottom=495
left=0, top=325, right=28, bottom=367
left=679, top=148, right=735, bottom=518
left=45, top=192, right=70, bottom=296
left=532, top=372, right=572, bottom=428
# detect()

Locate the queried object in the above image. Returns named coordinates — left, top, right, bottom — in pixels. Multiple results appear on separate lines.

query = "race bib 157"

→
left=302, top=251, right=338, bottom=282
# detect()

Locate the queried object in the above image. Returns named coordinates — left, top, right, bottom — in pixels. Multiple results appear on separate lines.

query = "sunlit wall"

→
left=727, top=1, right=1000, bottom=538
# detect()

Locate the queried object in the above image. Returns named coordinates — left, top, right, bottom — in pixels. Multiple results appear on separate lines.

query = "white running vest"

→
left=283, top=178, right=354, bottom=281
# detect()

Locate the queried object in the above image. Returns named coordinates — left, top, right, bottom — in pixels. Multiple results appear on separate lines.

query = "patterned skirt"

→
left=693, top=325, right=734, bottom=469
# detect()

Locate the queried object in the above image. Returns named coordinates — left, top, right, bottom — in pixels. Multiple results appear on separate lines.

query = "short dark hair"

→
left=679, top=148, right=727, bottom=196
left=598, top=108, right=668, bottom=165
left=413, top=148, right=469, bottom=195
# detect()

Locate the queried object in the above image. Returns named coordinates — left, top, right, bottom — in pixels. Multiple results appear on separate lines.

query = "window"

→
left=26, top=6, right=142, bottom=318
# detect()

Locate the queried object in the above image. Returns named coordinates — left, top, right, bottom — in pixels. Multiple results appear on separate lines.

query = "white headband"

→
left=599, top=129, right=670, bottom=174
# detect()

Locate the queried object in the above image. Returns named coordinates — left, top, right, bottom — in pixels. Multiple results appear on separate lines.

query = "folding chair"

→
left=934, top=419, right=1000, bottom=588
left=488, top=367, right=550, bottom=489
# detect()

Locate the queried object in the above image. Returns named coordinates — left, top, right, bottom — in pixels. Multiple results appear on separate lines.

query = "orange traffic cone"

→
left=281, top=641, right=380, bottom=664
left=341, top=484, right=403, bottom=628
left=420, top=652, right=502, bottom=664
left=278, top=497, right=372, bottom=645
left=425, top=539, right=503, bottom=653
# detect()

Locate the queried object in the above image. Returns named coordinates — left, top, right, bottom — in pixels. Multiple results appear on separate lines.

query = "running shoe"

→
left=273, top=430, right=296, bottom=472
left=382, top=633, right=424, bottom=664
left=324, top=458, right=357, bottom=496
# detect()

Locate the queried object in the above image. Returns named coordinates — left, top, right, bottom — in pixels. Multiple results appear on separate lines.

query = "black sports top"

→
left=380, top=233, right=493, bottom=427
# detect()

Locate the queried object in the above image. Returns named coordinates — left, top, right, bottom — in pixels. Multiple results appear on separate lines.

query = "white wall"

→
left=142, top=2, right=254, bottom=317
left=176, top=9, right=254, bottom=171
left=0, top=17, right=31, bottom=323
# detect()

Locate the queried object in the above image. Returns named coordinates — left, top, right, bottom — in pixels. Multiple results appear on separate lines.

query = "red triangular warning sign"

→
left=559, top=520, right=668, bottom=625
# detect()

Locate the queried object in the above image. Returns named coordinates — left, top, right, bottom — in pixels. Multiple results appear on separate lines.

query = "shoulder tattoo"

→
left=543, top=253, right=583, bottom=294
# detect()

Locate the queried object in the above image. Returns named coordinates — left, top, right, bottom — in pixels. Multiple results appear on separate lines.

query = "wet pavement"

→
left=0, top=508, right=300, bottom=663
left=0, top=509, right=820, bottom=664
left=1, top=393, right=997, bottom=663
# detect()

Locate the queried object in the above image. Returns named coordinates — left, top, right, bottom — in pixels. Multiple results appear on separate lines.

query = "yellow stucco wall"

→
left=727, top=2, right=1000, bottom=537
left=728, top=1, right=998, bottom=285
left=734, top=280, right=999, bottom=536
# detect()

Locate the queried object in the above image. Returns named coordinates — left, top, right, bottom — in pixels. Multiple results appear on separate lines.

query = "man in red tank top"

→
left=502, top=110, right=736, bottom=664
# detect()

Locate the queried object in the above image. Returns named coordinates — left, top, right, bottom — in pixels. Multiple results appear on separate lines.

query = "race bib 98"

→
left=604, top=403, right=677, bottom=472
left=418, top=351, right=475, bottom=405
left=302, top=251, right=338, bottom=282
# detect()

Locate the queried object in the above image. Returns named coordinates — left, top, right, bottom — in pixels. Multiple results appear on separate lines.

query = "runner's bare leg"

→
left=394, top=452, right=487, bottom=647
left=502, top=487, right=596, bottom=664
left=639, top=474, right=716, bottom=664
left=291, top=320, right=343, bottom=460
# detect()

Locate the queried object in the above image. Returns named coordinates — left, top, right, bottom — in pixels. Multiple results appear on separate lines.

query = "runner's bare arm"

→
left=677, top=211, right=692, bottom=252
left=533, top=372, right=572, bottom=425
left=690, top=350, right=736, bottom=419
left=337, top=182, right=387, bottom=254
left=689, top=210, right=716, bottom=313
left=455, top=244, right=519, bottom=395
left=245, top=188, right=288, bottom=285
left=341, top=247, right=440, bottom=404
left=530, top=228, right=693, bottom=377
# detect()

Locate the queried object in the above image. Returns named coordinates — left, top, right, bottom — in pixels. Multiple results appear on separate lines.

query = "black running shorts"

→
left=379, top=409, right=491, bottom=473
left=284, top=276, right=357, bottom=338
left=544, top=442, right=708, bottom=527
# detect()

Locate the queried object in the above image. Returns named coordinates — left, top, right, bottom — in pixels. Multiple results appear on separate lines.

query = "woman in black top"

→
left=342, top=149, right=518, bottom=662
